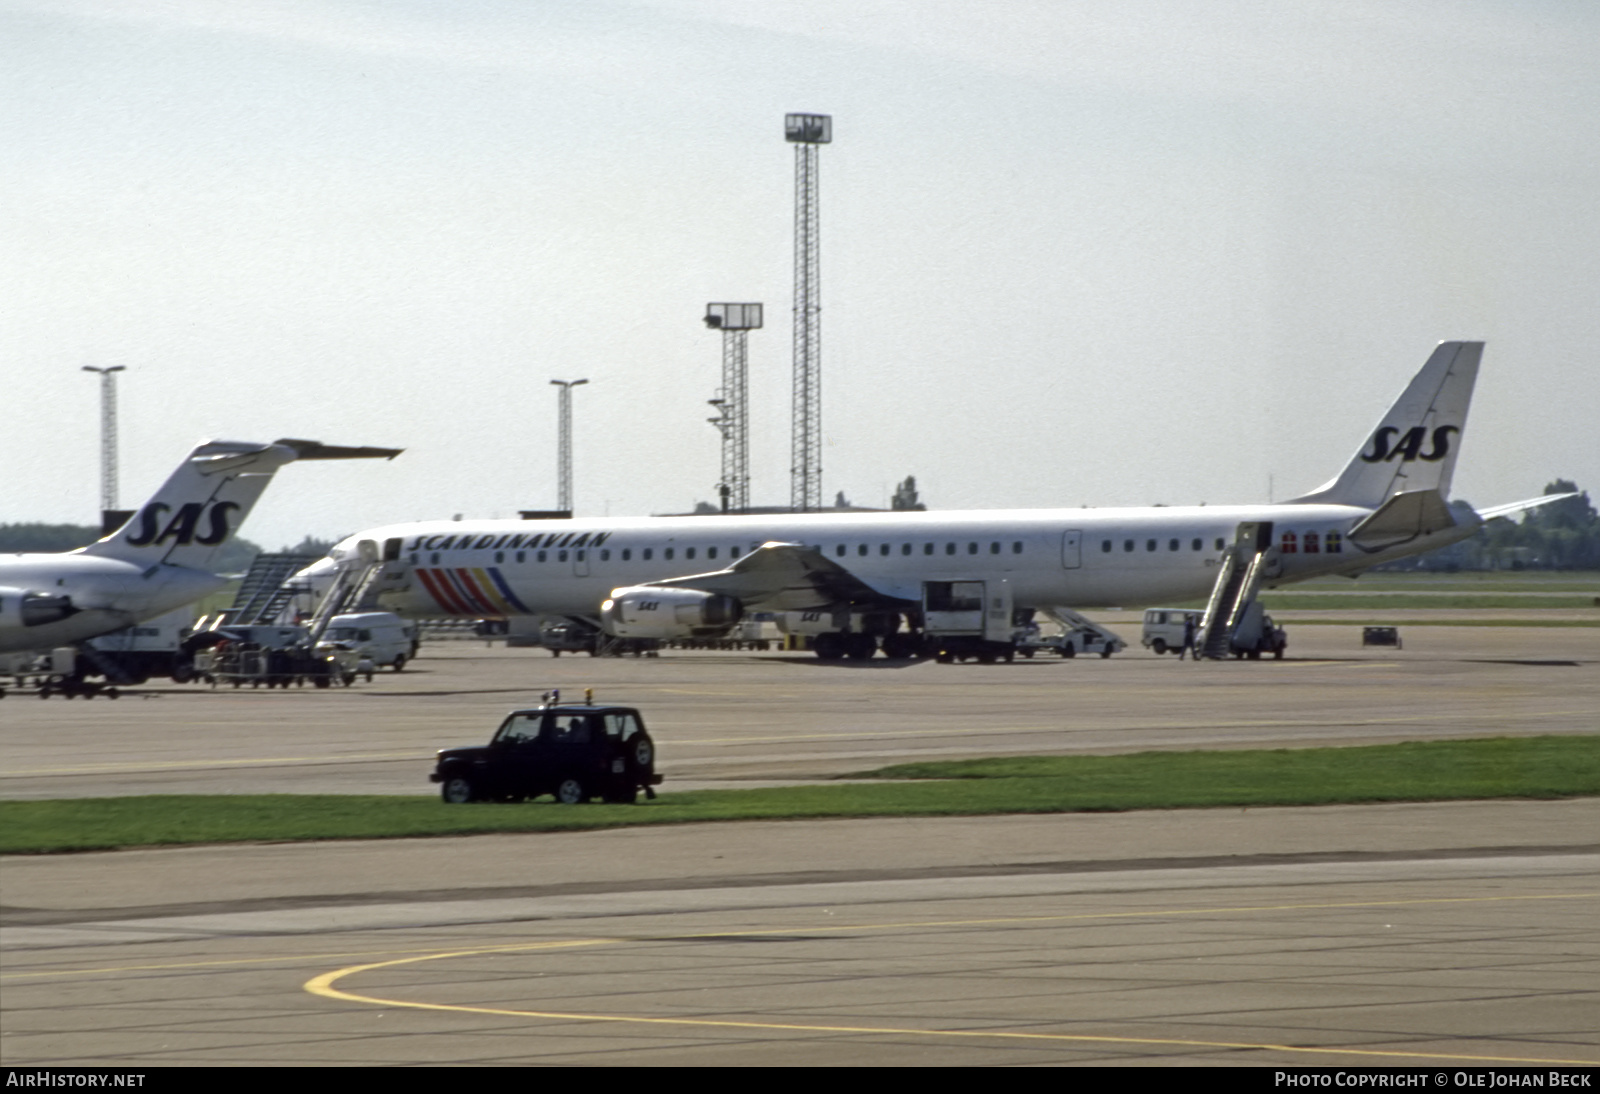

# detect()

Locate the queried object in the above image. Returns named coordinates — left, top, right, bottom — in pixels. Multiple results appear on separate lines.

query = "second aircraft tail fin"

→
left=1291, top=341, right=1482, bottom=510
left=82, top=439, right=401, bottom=572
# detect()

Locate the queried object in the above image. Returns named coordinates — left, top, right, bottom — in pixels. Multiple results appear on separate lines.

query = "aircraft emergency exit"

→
left=302, top=342, right=1568, bottom=659
left=1, top=438, right=400, bottom=655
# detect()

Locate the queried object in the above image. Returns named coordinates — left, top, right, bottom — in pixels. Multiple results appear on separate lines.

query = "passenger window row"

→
left=835, top=541, right=1026, bottom=558
left=1100, top=537, right=1227, bottom=554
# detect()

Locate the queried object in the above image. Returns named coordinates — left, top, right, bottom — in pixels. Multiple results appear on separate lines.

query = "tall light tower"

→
left=786, top=113, right=830, bottom=512
left=82, top=365, right=126, bottom=512
left=704, top=303, right=762, bottom=513
left=550, top=378, right=588, bottom=514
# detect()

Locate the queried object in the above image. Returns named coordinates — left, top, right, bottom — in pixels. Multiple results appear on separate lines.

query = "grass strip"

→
left=2, top=736, right=1594, bottom=854
left=1262, top=617, right=1600, bottom=627
left=1256, top=594, right=1596, bottom=610
left=1289, top=574, right=1600, bottom=591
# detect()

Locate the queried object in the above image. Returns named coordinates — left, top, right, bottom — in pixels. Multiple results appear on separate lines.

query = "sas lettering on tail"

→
left=124, top=501, right=241, bottom=548
left=1359, top=425, right=1459, bottom=464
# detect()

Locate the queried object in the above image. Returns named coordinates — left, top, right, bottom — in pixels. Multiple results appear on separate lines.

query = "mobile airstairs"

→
left=1194, top=522, right=1286, bottom=660
left=215, top=554, right=318, bottom=626
left=299, top=539, right=412, bottom=645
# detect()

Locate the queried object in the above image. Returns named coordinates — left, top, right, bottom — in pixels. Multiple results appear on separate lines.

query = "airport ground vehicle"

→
left=540, top=620, right=598, bottom=657
left=194, top=638, right=357, bottom=688
left=1016, top=626, right=1124, bottom=659
left=1143, top=605, right=1285, bottom=659
left=1230, top=608, right=1287, bottom=660
left=1, top=648, right=124, bottom=699
left=320, top=611, right=416, bottom=669
left=1142, top=609, right=1203, bottom=655
left=76, top=607, right=195, bottom=684
left=432, top=697, right=661, bottom=804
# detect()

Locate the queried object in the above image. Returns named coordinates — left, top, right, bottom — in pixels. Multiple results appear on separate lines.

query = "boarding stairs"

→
left=217, top=554, right=318, bottom=625
left=300, top=543, right=412, bottom=646
left=1195, top=523, right=1278, bottom=660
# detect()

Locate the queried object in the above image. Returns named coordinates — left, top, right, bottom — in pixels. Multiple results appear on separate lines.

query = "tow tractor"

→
left=2, top=648, right=127, bottom=699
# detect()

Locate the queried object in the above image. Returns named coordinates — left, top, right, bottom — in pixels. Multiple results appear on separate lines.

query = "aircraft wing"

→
left=645, top=541, right=914, bottom=612
left=1474, top=492, right=1578, bottom=521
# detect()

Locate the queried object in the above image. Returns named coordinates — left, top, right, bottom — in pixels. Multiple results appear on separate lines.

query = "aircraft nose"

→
left=291, top=556, right=338, bottom=582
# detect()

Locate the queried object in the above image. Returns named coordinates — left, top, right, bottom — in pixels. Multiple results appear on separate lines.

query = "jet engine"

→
left=0, top=588, right=78, bottom=629
left=600, top=586, right=742, bottom=639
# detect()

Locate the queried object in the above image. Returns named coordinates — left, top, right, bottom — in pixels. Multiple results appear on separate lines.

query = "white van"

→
left=1141, top=609, right=1202, bottom=655
left=322, top=612, right=417, bottom=670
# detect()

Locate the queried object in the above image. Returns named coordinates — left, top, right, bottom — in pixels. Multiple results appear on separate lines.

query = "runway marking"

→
left=11, top=892, right=1594, bottom=984
left=669, top=708, right=1592, bottom=746
left=5, top=711, right=1586, bottom=777
left=1, top=751, right=423, bottom=777
left=304, top=891, right=1599, bottom=1065
left=0, top=943, right=577, bottom=981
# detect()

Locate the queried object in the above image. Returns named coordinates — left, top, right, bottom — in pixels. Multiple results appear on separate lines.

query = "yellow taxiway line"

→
left=303, top=891, right=1599, bottom=1066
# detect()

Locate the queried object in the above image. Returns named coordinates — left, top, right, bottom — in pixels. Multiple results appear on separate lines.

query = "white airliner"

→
left=305, top=342, right=1564, bottom=659
left=1, top=439, right=400, bottom=656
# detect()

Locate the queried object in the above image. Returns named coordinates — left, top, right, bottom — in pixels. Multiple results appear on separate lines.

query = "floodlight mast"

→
left=786, top=113, right=830, bottom=512
left=550, top=378, right=588, bottom=513
left=81, top=365, right=126, bottom=511
left=704, top=303, right=762, bottom=514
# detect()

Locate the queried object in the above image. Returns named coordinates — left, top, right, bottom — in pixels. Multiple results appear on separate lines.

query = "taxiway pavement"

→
left=2, top=622, right=1596, bottom=1065
left=2, top=623, right=1596, bottom=800
left=3, top=803, right=1596, bottom=1066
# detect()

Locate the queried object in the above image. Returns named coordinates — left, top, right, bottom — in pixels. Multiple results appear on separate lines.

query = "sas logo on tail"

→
left=125, top=502, right=240, bottom=547
left=1360, top=425, right=1459, bottom=464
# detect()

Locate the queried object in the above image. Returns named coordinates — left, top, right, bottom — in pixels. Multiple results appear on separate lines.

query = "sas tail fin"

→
left=81, top=439, right=400, bottom=571
left=1291, top=341, right=1481, bottom=509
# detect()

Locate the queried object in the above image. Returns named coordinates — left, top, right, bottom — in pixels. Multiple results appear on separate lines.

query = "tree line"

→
left=1379, top=479, right=1600, bottom=572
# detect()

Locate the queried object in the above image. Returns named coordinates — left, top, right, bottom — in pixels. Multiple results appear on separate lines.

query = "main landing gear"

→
left=812, top=632, right=882, bottom=661
left=811, top=630, right=1029, bottom=664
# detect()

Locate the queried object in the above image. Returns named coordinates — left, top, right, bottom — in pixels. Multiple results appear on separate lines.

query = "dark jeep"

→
left=431, top=702, right=661, bottom=804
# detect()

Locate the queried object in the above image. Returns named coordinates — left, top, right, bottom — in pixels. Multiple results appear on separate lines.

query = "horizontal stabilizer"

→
left=1474, top=492, right=1578, bottom=522
left=273, top=439, right=404, bottom=461
left=1348, top=489, right=1458, bottom=550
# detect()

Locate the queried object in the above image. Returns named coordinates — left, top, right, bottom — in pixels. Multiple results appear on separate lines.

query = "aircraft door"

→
left=1234, top=521, right=1274, bottom=554
left=984, top=579, right=1014, bottom=642
left=572, top=548, right=591, bottom=577
left=1061, top=529, right=1082, bottom=569
left=922, top=581, right=985, bottom=635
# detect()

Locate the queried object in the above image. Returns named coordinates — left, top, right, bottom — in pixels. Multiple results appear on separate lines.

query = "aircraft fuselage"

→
left=0, top=555, right=227, bottom=653
left=330, top=501, right=1475, bottom=622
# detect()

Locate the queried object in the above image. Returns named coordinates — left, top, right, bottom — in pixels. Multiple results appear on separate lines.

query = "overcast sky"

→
left=4, top=0, right=1597, bottom=551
